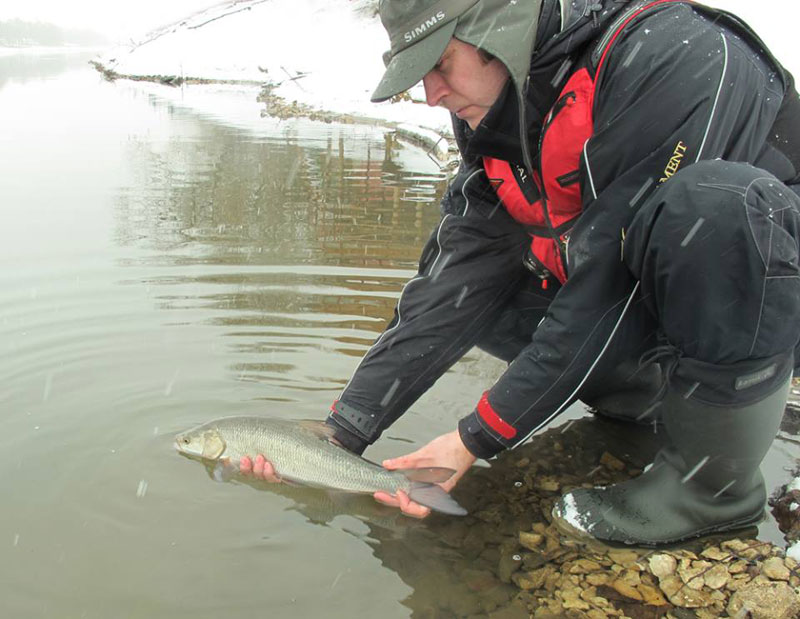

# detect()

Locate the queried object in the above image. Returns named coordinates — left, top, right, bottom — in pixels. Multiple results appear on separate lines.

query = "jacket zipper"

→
left=536, top=90, right=576, bottom=279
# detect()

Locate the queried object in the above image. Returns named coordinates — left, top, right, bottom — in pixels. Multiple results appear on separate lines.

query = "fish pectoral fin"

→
left=396, top=467, right=457, bottom=484
left=211, top=458, right=238, bottom=482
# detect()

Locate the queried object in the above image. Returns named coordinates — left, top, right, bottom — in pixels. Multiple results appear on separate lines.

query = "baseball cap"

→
left=371, top=0, right=544, bottom=104
left=371, top=0, right=480, bottom=102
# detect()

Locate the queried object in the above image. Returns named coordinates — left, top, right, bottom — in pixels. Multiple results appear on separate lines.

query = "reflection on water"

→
left=114, top=126, right=442, bottom=267
left=113, top=115, right=447, bottom=392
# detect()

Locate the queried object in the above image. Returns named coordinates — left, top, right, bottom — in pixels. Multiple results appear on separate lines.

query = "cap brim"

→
left=370, top=20, right=456, bottom=103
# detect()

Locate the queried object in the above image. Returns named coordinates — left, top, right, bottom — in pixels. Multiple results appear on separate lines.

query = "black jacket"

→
left=329, top=0, right=800, bottom=457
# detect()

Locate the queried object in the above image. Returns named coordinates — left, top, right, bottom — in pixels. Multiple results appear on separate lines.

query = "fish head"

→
left=174, top=426, right=227, bottom=460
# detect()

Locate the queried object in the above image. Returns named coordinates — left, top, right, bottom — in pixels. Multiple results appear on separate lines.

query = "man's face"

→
left=422, top=38, right=509, bottom=130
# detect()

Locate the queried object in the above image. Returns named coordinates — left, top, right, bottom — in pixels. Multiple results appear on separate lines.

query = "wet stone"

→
left=422, top=419, right=800, bottom=619
left=721, top=539, right=767, bottom=561
left=600, top=451, right=626, bottom=471
left=479, top=545, right=501, bottom=566
left=667, top=609, right=698, bottom=619
left=761, top=556, right=791, bottom=581
left=487, top=600, right=530, bottom=619
left=446, top=586, right=482, bottom=616
left=658, top=574, right=684, bottom=598
left=479, top=583, right=516, bottom=613
left=439, top=521, right=470, bottom=549
left=519, top=531, right=544, bottom=550
left=698, top=545, right=729, bottom=561
left=560, top=582, right=591, bottom=610
left=543, top=568, right=561, bottom=592
left=461, top=526, right=488, bottom=559
left=497, top=549, right=522, bottom=583
left=702, top=563, right=729, bottom=590
left=607, top=549, right=642, bottom=568
left=648, top=553, right=678, bottom=579
left=727, top=559, right=749, bottom=575
left=610, top=578, right=643, bottom=601
left=724, top=574, right=753, bottom=592
left=618, top=569, right=642, bottom=588
left=636, top=583, right=669, bottom=607
left=534, top=475, right=561, bottom=492
left=727, top=580, right=800, bottom=619
left=678, top=560, right=713, bottom=590
left=568, top=558, right=603, bottom=574
left=521, top=550, right=548, bottom=570
left=513, top=566, right=550, bottom=591
left=462, top=568, right=499, bottom=592
left=585, top=572, right=610, bottom=587
left=666, top=585, right=715, bottom=609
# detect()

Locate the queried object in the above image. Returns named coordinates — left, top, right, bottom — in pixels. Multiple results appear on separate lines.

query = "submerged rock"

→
left=366, top=414, right=800, bottom=618
left=727, top=580, right=800, bottom=618
left=475, top=417, right=799, bottom=617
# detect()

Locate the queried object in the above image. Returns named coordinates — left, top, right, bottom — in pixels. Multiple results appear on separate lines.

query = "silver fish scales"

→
left=175, top=416, right=467, bottom=515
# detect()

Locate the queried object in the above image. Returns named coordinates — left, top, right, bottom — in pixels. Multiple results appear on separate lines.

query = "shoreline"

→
left=89, top=59, right=455, bottom=164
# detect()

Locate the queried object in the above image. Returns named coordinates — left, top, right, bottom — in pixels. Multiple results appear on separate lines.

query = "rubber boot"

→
left=552, top=357, right=790, bottom=546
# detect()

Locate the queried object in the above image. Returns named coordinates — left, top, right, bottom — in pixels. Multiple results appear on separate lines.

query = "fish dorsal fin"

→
left=397, top=467, right=456, bottom=484
left=202, top=431, right=226, bottom=460
left=297, top=419, right=338, bottom=442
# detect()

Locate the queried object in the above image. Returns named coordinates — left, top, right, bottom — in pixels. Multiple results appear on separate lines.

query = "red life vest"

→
left=483, top=0, right=681, bottom=286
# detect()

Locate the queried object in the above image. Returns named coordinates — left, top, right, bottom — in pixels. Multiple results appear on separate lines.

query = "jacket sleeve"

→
left=457, top=3, right=788, bottom=458
left=327, top=160, right=531, bottom=452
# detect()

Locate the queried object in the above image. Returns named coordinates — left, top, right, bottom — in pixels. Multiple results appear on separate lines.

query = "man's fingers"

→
left=252, top=454, right=266, bottom=476
left=374, top=491, right=400, bottom=507
left=373, top=490, right=430, bottom=518
left=239, top=455, right=280, bottom=483
left=382, top=454, right=433, bottom=470
left=261, top=459, right=280, bottom=483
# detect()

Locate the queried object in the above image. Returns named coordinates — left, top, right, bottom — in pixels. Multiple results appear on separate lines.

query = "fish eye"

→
left=182, top=437, right=190, bottom=444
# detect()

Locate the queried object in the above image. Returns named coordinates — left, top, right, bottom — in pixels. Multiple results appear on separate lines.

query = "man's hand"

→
left=373, top=430, right=477, bottom=518
left=239, top=454, right=281, bottom=483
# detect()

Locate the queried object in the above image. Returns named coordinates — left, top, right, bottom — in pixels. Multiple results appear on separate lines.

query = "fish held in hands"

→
left=174, top=416, right=467, bottom=516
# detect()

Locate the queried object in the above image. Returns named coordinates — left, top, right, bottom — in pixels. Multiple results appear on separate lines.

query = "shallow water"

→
left=1, top=50, right=797, bottom=619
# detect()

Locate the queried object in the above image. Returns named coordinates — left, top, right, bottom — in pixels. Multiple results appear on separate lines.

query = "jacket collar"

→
left=455, top=0, right=631, bottom=167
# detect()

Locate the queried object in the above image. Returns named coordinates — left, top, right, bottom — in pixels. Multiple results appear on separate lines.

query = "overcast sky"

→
left=0, top=0, right=793, bottom=58
left=0, top=0, right=223, bottom=39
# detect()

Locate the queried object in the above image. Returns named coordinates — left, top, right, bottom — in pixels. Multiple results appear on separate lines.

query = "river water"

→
left=1, top=50, right=797, bottom=619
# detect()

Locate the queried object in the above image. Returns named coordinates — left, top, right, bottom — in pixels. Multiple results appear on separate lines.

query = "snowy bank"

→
left=91, top=0, right=798, bottom=165
left=93, top=0, right=452, bottom=160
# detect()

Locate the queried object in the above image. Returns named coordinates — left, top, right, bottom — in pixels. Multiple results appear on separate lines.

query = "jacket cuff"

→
left=326, top=400, right=373, bottom=455
left=458, top=412, right=505, bottom=460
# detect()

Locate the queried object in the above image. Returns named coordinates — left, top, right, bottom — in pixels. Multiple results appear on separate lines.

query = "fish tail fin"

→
left=396, top=467, right=456, bottom=484
left=408, top=482, right=467, bottom=516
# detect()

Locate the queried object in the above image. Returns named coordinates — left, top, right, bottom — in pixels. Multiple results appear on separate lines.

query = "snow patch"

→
left=559, top=493, right=592, bottom=533
left=93, top=0, right=452, bottom=156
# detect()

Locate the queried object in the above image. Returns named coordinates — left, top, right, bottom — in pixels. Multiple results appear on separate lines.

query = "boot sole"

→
left=551, top=505, right=765, bottom=549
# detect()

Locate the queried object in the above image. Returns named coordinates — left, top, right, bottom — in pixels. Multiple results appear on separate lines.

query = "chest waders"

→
left=552, top=159, right=799, bottom=545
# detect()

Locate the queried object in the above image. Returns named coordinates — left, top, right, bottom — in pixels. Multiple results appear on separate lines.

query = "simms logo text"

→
left=404, top=11, right=446, bottom=43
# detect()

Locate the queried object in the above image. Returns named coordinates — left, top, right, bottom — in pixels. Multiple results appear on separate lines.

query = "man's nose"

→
left=423, top=71, right=448, bottom=107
